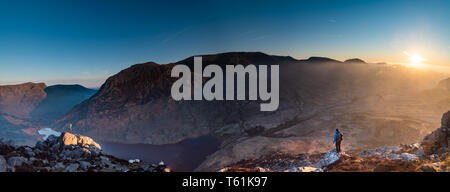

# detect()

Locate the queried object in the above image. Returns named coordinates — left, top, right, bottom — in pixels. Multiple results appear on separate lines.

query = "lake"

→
left=99, top=135, right=220, bottom=172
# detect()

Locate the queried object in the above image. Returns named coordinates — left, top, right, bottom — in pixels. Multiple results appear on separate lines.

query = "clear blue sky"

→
left=1, top=0, right=449, bottom=88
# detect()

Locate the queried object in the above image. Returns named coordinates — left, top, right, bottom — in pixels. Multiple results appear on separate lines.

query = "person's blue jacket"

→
left=333, top=131, right=340, bottom=143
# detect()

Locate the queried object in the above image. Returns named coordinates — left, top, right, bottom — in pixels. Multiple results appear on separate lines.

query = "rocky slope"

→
left=0, top=132, right=168, bottom=172
left=219, top=111, right=450, bottom=172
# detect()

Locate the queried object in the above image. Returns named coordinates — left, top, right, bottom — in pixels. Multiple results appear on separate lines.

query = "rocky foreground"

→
left=0, top=132, right=169, bottom=172
left=219, top=111, right=450, bottom=172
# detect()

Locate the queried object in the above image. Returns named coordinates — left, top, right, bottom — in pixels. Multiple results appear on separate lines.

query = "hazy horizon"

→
left=1, top=0, right=449, bottom=88
left=1, top=52, right=450, bottom=88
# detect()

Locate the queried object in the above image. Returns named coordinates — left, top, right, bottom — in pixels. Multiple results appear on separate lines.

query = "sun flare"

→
left=404, top=51, right=427, bottom=68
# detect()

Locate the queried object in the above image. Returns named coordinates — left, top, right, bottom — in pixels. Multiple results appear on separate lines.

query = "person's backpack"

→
left=337, top=133, right=343, bottom=142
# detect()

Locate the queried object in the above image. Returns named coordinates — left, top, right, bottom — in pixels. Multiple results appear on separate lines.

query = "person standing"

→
left=69, top=123, right=73, bottom=134
left=333, top=129, right=343, bottom=152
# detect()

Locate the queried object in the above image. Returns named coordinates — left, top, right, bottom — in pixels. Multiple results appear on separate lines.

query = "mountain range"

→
left=0, top=52, right=449, bottom=171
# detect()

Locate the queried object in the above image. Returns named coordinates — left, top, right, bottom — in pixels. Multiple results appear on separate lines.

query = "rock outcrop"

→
left=61, top=132, right=102, bottom=151
left=0, top=133, right=168, bottom=172
left=421, top=111, right=449, bottom=155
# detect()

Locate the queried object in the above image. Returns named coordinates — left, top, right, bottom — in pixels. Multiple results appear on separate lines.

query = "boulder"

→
left=61, top=132, right=101, bottom=150
left=317, top=149, right=341, bottom=168
left=35, top=141, right=47, bottom=151
left=417, top=164, right=439, bottom=172
left=53, top=162, right=65, bottom=170
left=400, top=153, right=418, bottom=162
left=65, top=163, right=79, bottom=172
left=7, top=156, right=28, bottom=167
left=387, top=153, right=402, bottom=161
left=0, top=155, right=7, bottom=172
left=46, top=135, right=59, bottom=145
left=78, top=161, right=92, bottom=170
left=99, top=156, right=114, bottom=168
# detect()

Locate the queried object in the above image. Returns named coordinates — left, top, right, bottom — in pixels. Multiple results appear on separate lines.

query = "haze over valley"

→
left=1, top=52, right=449, bottom=171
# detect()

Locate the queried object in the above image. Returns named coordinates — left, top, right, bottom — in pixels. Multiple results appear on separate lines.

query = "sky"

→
left=0, top=0, right=449, bottom=88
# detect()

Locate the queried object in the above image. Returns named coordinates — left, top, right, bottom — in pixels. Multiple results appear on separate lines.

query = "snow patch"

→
left=38, top=128, right=61, bottom=140
left=128, top=159, right=141, bottom=164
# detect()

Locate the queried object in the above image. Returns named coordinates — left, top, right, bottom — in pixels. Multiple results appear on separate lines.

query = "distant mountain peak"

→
left=176, top=51, right=297, bottom=66
left=301, top=57, right=341, bottom=63
left=344, top=58, right=367, bottom=64
left=437, top=77, right=450, bottom=90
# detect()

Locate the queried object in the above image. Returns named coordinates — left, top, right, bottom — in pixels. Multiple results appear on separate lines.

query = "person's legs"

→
left=336, top=141, right=341, bottom=152
left=335, top=142, right=339, bottom=152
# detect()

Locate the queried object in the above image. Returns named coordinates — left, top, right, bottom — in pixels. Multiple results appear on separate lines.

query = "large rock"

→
left=421, top=111, right=450, bottom=155
left=7, top=156, right=28, bottom=167
left=400, top=153, right=418, bottom=162
left=417, top=163, right=439, bottom=172
left=65, top=163, right=79, bottom=172
left=317, top=149, right=341, bottom=168
left=61, top=132, right=101, bottom=150
left=78, top=161, right=92, bottom=170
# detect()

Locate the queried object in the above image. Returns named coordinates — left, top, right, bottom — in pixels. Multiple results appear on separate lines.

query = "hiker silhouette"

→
left=332, top=129, right=343, bottom=152
left=69, top=123, right=73, bottom=134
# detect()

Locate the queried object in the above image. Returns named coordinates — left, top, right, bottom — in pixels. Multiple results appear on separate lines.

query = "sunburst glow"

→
left=404, top=51, right=427, bottom=68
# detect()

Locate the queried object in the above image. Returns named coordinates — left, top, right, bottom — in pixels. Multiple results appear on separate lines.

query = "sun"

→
left=404, top=51, right=427, bottom=68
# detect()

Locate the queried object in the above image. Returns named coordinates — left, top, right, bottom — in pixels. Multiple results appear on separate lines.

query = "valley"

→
left=1, top=52, right=449, bottom=171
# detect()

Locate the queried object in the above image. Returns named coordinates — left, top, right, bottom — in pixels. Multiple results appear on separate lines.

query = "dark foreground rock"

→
left=421, top=111, right=450, bottom=155
left=0, top=132, right=169, bottom=172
